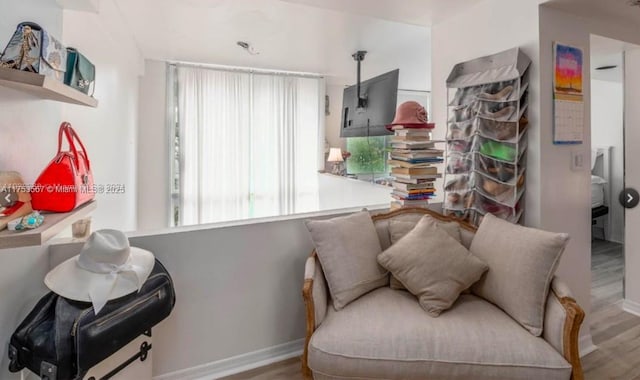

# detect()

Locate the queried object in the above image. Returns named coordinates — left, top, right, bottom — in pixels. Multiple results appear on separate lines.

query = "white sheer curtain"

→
left=250, top=74, right=321, bottom=217
left=177, top=66, right=320, bottom=225
left=178, top=67, right=251, bottom=225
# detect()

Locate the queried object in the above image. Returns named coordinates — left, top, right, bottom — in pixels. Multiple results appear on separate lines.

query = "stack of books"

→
left=389, top=128, right=443, bottom=210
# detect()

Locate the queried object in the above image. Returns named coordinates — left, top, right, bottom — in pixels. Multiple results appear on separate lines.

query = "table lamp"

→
left=327, top=148, right=344, bottom=175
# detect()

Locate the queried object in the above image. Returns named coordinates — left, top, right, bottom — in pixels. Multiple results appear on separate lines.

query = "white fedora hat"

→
left=45, top=229, right=155, bottom=314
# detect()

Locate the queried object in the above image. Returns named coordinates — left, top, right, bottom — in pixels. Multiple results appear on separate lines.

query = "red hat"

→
left=386, top=101, right=435, bottom=130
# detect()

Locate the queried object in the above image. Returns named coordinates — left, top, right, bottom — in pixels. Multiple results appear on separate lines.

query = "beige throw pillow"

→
left=378, top=216, right=488, bottom=317
left=389, top=217, right=462, bottom=245
left=388, top=217, right=464, bottom=290
left=470, top=213, right=570, bottom=336
left=306, top=211, right=388, bottom=310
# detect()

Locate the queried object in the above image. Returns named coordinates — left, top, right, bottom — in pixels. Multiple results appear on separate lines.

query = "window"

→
left=169, top=65, right=322, bottom=226
left=344, top=90, right=431, bottom=180
left=345, top=136, right=390, bottom=175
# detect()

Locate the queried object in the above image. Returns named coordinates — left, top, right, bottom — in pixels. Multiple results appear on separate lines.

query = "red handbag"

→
left=31, top=122, right=95, bottom=212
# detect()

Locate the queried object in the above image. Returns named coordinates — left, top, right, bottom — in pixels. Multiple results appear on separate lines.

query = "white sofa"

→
left=301, top=208, right=584, bottom=380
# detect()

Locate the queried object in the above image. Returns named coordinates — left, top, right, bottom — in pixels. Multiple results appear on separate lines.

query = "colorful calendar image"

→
left=554, top=43, right=583, bottom=96
left=553, top=42, right=584, bottom=144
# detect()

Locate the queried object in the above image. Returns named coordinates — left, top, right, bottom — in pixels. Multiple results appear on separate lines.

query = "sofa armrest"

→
left=302, top=251, right=328, bottom=379
left=543, top=277, right=585, bottom=380
left=304, top=252, right=328, bottom=328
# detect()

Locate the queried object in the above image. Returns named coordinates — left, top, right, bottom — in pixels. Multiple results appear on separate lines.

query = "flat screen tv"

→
left=340, top=69, right=399, bottom=138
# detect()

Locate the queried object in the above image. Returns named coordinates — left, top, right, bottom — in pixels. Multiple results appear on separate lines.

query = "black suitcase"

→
left=8, top=259, right=176, bottom=380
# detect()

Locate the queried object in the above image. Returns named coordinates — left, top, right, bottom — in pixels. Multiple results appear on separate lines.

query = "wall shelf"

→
left=0, top=67, right=98, bottom=107
left=0, top=200, right=97, bottom=249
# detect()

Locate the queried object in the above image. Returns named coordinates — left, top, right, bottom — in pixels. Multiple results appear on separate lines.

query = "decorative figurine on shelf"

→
left=0, top=171, right=34, bottom=231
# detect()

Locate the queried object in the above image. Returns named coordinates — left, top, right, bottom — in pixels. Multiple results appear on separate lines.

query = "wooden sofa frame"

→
left=301, top=207, right=585, bottom=380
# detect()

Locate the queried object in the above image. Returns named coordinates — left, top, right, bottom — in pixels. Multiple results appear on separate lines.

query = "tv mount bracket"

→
left=352, top=50, right=368, bottom=109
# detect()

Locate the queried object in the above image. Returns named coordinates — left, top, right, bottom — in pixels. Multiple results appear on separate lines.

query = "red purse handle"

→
left=57, top=122, right=91, bottom=172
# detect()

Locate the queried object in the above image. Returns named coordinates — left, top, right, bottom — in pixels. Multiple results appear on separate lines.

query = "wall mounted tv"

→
left=340, top=69, right=399, bottom=138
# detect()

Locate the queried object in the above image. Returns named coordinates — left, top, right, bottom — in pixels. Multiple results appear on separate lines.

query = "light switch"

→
left=571, top=151, right=584, bottom=171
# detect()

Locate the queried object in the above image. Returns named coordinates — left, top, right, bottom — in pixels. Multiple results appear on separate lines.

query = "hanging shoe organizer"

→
left=443, top=48, right=531, bottom=226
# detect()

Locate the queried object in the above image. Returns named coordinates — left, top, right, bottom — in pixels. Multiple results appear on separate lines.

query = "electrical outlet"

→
left=571, top=151, right=584, bottom=171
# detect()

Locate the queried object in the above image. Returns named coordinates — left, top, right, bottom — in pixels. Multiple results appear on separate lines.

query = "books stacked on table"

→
left=389, top=128, right=443, bottom=210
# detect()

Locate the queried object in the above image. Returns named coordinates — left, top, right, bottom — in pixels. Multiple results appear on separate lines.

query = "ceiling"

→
left=278, top=0, right=484, bottom=26
left=545, top=0, right=640, bottom=31
left=110, top=0, right=640, bottom=87
left=112, top=0, right=441, bottom=88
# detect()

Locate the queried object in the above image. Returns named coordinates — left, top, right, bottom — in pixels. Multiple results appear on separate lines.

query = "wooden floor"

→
left=590, top=239, right=624, bottom=313
left=223, top=239, right=640, bottom=380
left=582, top=239, right=640, bottom=380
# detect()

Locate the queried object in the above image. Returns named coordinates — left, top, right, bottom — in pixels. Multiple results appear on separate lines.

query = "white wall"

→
left=0, top=5, right=72, bottom=379
left=537, top=5, right=593, bottom=344
left=0, top=1, right=143, bottom=232
left=591, top=79, right=624, bottom=243
left=0, top=0, right=64, bottom=181
left=324, top=83, right=347, bottom=152
left=0, top=245, right=50, bottom=380
left=538, top=4, right=640, bottom=343
left=0, top=1, right=143, bottom=378
left=137, top=60, right=170, bottom=231
left=431, top=0, right=542, bottom=224
left=61, top=3, right=144, bottom=232
left=128, top=218, right=313, bottom=377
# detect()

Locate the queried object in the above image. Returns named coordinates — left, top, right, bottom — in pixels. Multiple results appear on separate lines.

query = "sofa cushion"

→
left=306, top=211, right=388, bottom=310
left=374, top=212, right=475, bottom=252
left=374, top=213, right=424, bottom=251
left=308, top=287, right=571, bottom=380
left=389, top=217, right=462, bottom=244
left=388, top=216, right=463, bottom=290
left=377, top=216, right=488, bottom=316
left=470, top=213, right=569, bottom=336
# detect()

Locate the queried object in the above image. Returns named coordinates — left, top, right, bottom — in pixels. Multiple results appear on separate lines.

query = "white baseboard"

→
left=579, top=334, right=597, bottom=357
left=622, top=299, right=640, bottom=317
left=153, top=338, right=304, bottom=380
